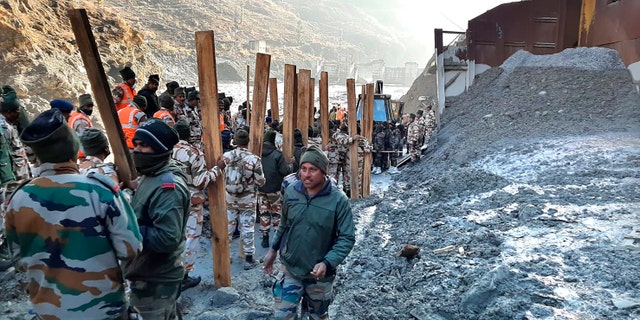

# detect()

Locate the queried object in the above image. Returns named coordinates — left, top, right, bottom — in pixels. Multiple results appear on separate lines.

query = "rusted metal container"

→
left=467, top=0, right=582, bottom=67
left=579, top=0, right=640, bottom=66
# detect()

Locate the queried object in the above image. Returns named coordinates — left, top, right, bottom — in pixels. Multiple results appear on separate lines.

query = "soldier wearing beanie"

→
left=138, top=74, right=161, bottom=117
left=69, top=94, right=94, bottom=134
left=263, top=144, right=355, bottom=319
left=154, top=94, right=177, bottom=127
left=257, top=129, right=294, bottom=248
left=78, top=128, right=118, bottom=183
left=218, top=128, right=266, bottom=270
left=124, top=118, right=189, bottom=319
left=6, top=108, right=142, bottom=320
left=117, top=95, right=148, bottom=149
left=0, top=92, right=30, bottom=181
left=183, top=90, right=203, bottom=148
left=170, top=119, right=221, bottom=291
left=172, top=87, right=187, bottom=118
left=407, top=112, right=420, bottom=162
left=112, top=66, right=137, bottom=112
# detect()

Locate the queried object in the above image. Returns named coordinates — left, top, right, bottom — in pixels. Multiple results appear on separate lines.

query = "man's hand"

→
left=262, top=248, right=277, bottom=275
left=210, top=166, right=222, bottom=181
left=310, top=262, right=327, bottom=280
left=216, top=156, right=226, bottom=170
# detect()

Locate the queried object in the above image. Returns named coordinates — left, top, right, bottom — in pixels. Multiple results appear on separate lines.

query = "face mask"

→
left=81, top=107, right=93, bottom=116
left=133, top=151, right=170, bottom=175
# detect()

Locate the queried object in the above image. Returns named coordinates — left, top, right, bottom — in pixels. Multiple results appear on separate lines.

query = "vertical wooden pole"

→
left=320, top=72, right=329, bottom=149
left=346, top=79, right=359, bottom=200
left=297, top=69, right=311, bottom=145
left=269, top=77, right=279, bottom=122
left=246, top=65, right=251, bottom=126
left=195, top=31, right=230, bottom=287
left=362, top=83, right=375, bottom=197
left=309, top=77, right=315, bottom=126
left=283, top=64, right=296, bottom=159
left=249, top=53, right=271, bottom=157
left=68, top=9, right=136, bottom=188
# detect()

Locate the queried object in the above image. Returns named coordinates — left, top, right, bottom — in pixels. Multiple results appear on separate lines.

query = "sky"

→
left=351, top=0, right=516, bottom=65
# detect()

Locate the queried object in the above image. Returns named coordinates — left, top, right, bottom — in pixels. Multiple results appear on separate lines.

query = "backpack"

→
left=225, top=150, right=247, bottom=194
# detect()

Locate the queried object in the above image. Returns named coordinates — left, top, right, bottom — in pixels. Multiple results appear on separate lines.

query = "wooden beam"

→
left=309, top=77, right=315, bottom=126
left=195, top=31, right=230, bottom=287
left=320, top=72, right=329, bottom=150
left=297, top=69, right=311, bottom=145
left=246, top=65, right=251, bottom=126
left=269, top=77, right=279, bottom=122
left=346, top=79, right=359, bottom=200
left=68, top=9, right=136, bottom=188
left=248, top=53, right=271, bottom=157
left=283, top=64, right=296, bottom=159
left=362, top=83, right=375, bottom=197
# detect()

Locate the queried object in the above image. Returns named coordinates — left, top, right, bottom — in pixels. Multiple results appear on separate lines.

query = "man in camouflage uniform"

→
left=424, top=105, right=437, bottom=143
left=184, top=90, right=203, bottom=149
left=5, top=109, right=142, bottom=319
left=218, top=129, right=266, bottom=270
left=415, top=109, right=427, bottom=148
left=78, top=128, right=118, bottom=184
left=333, top=123, right=364, bottom=197
left=326, top=122, right=339, bottom=182
left=407, top=113, right=420, bottom=162
left=387, top=122, right=403, bottom=174
left=125, top=119, right=190, bottom=319
left=372, top=122, right=386, bottom=175
left=258, top=130, right=294, bottom=248
left=355, top=135, right=373, bottom=197
left=308, top=126, right=323, bottom=151
left=171, top=120, right=221, bottom=291
left=173, top=87, right=187, bottom=121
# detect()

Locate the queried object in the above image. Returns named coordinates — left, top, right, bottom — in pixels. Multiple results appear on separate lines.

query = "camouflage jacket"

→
left=425, top=110, right=437, bottom=131
left=308, top=136, right=323, bottom=151
left=417, top=115, right=427, bottom=135
left=373, top=128, right=386, bottom=152
left=332, top=131, right=353, bottom=156
left=326, top=132, right=339, bottom=164
left=182, top=104, right=203, bottom=146
left=172, top=140, right=217, bottom=193
left=5, top=161, right=142, bottom=319
left=222, top=147, right=266, bottom=206
left=0, top=114, right=30, bottom=180
left=79, top=156, right=118, bottom=184
left=407, top=121, right=420, bottom=143
left=389, top=126, right=403, bottom=150
left=358, top=137, right=373, bottom=153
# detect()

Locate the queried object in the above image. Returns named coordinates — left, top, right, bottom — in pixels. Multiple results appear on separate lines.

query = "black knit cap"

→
left=20, top=109, right=79, bottom=163
left=119, top=66, right=136, bottom=81
left=187, top=90, right=200, bottom=101
left=264, top=129, right=276, bottom=144
left=300, top=145, right=329, bottom=174
left=148, top=74, right=160, bottom=84
left=174, top=119, right=191, bottom=140
left=159, top=94, right=174, bottom=109
left=294, top=129, right=303, bottom=144
left=133, top=118, right=179, bottom=153
left=79, top=128, right=109, bottom=156
left=166, top=81, right=179, bottom=89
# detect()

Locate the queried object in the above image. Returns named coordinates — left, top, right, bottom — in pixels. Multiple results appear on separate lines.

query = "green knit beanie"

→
left=300, top=145, right=329, bottom=174
left=0, top=92, right=20, bottom=112
left=20, top=109, right=79, bottom=163
left=78, top=93, right=94, bottom=107
left=174, top=119, right=191, bottom=140
left=79, top=128, right=109, bottom=156
left=133, top=95, right=147, bottom=109
left=234, top=129, right=249, bottom=146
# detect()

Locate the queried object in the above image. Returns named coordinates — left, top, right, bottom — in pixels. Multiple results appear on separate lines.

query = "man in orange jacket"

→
left=112, top=66, right=137, bottom=111
left=118, top=95, right=148, bottom=150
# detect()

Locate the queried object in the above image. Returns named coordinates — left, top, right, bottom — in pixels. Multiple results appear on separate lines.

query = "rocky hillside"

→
left=1, top=0, right=412, bottom=118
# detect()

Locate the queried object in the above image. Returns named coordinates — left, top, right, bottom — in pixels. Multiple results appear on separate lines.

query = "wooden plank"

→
left=320, top=72, right=329, bottom=150
left=362, top=83, right=375, bottom=197
left=246, top=65, right=251, bottom=126
left=68, top=9, right=136, bottom=188
left=283, top=64, right=296, bottom=159
left=346, top=79, right=359, bottom=200
left=297, top=69, right=311, bottom=145
left=195, top=31, right=230, bottom=287
left=309, top=77, right=315, bottom=126
left=269, top=77, right=279, bottom=121
left=248, top=53, right=271, bottom=157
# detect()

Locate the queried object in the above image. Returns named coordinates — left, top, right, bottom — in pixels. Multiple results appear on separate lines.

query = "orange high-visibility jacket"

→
left=118, top=105, right=144, bottom=149
left=115, top=83, right=136, bottom=112
left=153, top=109, right=175, bottom=126
left=68, top=110, right=93, bottom=158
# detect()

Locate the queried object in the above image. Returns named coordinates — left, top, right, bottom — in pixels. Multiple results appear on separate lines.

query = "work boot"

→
left=181, top=273, right=201, bottom=292
left=261, top=234, right=270, bottom=248
left=244, top=255, right=259, bottom=270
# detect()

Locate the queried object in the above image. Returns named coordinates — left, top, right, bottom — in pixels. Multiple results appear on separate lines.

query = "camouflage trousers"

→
left=129, top=280, right=181, bottom=320
left=345, top=155, right=364, bottom=196
left=335, top=161, right=350, bottom=191
left=373, top=152, right=385, bottom=168
left=389, top=149, right=400, bottom=166
left=408, top=142, right=419, bottom=161
left=227, top=194, right=257, bottom=255
left=184, top=191, right=206, bottom=272
left=273, top=269, right=334, bottom=320
left=258, top=192, right=282, bottom=235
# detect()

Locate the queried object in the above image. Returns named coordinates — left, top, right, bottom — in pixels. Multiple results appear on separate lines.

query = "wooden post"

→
left=320, top=72, right=329, bottom=149
left=68, top=9, right=136, bottom=188
left=346, top=79, right=359, bottom=200
left=269, top=77, right=279, bottom=122
left=249, top=53, right=271, bottom=157
left=283, top=65, right=296, bottom=159
left=195, top=31, right=230, bottom=287
left=246, top=65, right=251, bottom=126
left=309, top=78, right=315, bottom=126
left=297, top=69, right=311, bottom=145
left=362, top=83, right=375, bottom=197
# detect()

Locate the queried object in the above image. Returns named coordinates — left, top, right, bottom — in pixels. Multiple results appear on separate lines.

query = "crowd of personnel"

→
left=0, top=66, right=435, bottom=320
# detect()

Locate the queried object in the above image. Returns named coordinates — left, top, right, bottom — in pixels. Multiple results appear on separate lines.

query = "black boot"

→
left=261, top=234, right=270, bottom=248
left=243, top=255, right=259, bottom=270
left=181, top=273, right=201, bottom=292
